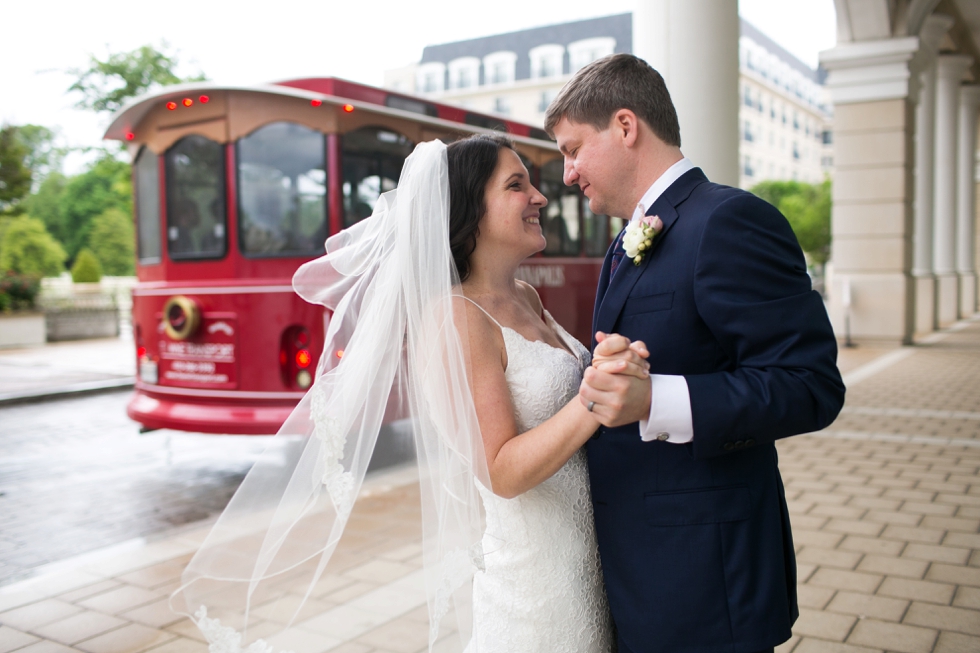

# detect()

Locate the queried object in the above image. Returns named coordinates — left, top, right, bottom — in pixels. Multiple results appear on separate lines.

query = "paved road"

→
left=0, top=391, right=282, bottom=587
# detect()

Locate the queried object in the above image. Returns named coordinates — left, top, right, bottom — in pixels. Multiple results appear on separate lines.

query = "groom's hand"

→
left=591, top=332, right=650, bottom=380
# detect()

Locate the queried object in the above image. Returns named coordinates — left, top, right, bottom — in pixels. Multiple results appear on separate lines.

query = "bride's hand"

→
left=592, top=331, right=650, bottom=380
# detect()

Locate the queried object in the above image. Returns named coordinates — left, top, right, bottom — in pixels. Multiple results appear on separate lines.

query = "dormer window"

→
left=530, top=44, right=565, bottom=79
left=417, top=62, right=446, bottom=93
left=448, top=57, right=480, bottom=90
left=483, top=51, right=517, bottom=85
left=568, top=38, right=615, bottom=73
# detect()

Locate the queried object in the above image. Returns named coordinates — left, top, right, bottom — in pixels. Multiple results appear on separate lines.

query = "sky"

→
left=0, top=0, right=836, bottom=174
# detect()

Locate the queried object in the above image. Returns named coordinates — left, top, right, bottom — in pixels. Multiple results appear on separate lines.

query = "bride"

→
left=172, top=136, right=647, bottom=652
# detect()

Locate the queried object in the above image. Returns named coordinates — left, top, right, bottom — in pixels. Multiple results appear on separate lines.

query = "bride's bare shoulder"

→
left=515, top=280, right=543, bottom=313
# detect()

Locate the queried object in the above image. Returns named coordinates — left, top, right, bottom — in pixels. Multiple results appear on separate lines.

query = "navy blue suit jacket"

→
left=587, top=168, right=844, bottom=653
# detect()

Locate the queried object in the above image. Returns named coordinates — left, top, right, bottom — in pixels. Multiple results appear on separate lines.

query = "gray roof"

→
left=420, top=13, right=632, bottom=82
left=420, top=13, right=825, bottom=85
left=738, top=17, right=826, bottom=84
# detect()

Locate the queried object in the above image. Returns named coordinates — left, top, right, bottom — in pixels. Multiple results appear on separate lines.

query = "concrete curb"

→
left=0, top=377, right=135, bottom=407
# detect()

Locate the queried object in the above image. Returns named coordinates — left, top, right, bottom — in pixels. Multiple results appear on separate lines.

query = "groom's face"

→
left=553, top=117, right=628, bottom=219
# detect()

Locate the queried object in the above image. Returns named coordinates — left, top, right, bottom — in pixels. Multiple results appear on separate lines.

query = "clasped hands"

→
left=580, top=332, right=653, bottom=428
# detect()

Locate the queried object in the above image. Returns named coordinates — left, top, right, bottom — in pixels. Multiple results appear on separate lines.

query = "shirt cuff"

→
left=638, top=374, right=694, bottom=443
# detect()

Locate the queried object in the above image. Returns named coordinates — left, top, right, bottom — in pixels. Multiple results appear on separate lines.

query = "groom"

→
left=547, top=55, right=845, bottom=652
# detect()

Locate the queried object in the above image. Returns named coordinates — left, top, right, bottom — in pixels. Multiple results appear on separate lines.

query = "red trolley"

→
left=104, top=78, right=619, bottom=434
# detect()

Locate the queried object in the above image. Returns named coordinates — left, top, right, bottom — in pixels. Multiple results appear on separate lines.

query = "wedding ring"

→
left=587, top=401, right=596, bottom=412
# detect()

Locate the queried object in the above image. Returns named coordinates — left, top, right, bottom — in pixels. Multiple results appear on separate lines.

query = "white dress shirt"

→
left=628, top=158, right=695, bottom=444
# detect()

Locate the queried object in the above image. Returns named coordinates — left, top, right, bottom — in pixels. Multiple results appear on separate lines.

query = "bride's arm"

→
left=456, top=298, right=600, bottom=499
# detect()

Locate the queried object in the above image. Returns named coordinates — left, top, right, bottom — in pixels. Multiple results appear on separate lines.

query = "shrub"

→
left=71, top=248, right=103, bottom=283
left=0, top=215, right=67, bottom=277
left=0, top=270, right=41, bottom=311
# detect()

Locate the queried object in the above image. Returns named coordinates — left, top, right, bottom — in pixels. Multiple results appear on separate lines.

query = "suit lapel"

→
left=591, top=229, right=624, bottom=347
left=594, top=168, right=708, bottom=338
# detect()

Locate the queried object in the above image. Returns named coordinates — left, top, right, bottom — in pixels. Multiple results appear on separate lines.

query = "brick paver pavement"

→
left=777, top=315, right=980, bottom=653
left=0, top=315, right=977, bottom=652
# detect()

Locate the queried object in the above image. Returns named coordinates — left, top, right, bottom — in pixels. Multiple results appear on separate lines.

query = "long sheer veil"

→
left=170, top=140, right=490, bottom=652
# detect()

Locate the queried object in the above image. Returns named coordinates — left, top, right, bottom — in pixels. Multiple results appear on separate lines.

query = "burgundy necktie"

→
left=609, top=230, right=626, bottom=278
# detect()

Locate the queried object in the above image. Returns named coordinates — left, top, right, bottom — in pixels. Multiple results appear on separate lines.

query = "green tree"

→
left=58, top=153, right=132, bottom=261
left=71, top=248, right=103, bottom=283
left=88, top=207, right=135, bottom=275
left=750, top=179, right=832, bottom=267
left=15, top=125, right=66, bottom=187
left=0, top=125, right=32, bottom=214
left=69, top=43, right=207, bottom=114
left=20, top=171, right=67, bottom=242
left=0, top=215, right=67, bottom=277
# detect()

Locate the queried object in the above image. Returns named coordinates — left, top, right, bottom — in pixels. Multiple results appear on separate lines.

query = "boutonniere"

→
left=622, top=215, right=664, bottom=265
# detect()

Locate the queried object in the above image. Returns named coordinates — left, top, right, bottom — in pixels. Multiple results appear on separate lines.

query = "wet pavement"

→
left=0, top=337, right=135, bottom=405
left=0, top=391, right=282, bottom=586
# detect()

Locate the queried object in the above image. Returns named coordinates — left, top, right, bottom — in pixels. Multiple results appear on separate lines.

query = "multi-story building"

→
left=738, top=20, right=832, bottom=188
left=383, top=13, right=832, bottom=189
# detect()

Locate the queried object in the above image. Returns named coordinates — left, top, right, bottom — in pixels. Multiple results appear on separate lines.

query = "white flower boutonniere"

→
left=622, top=215, right=664, bottom=265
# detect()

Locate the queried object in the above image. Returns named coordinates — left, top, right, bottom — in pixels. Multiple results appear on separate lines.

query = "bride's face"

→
left=477, top=148, right=548, bottom=260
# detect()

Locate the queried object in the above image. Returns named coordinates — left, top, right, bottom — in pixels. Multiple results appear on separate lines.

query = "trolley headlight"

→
left=162, top=295, right=201, bottom=341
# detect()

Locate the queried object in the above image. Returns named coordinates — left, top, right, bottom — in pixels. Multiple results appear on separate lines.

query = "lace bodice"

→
left=468, top=309, right=614, bottom=653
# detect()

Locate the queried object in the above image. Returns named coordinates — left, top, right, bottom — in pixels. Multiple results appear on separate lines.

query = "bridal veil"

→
left=170, top=140, right=490, bottom=652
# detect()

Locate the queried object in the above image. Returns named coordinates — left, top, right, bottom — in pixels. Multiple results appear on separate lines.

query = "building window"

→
left=417, top=62, right=445, bottom=93
left=568, top=37, right=615, bottom=73
left=448, top=57, right=480, bottom=90
left=493, top=96, right=511, bottom=115
left=743, top=85, right=753, bottom=108
left=539, top=89, right=558, bottom=113
left=483, top=51, right=517, bottom=85
left=792, top=142, right=800, bottom=160
left=743, top=155, right=754, bottom=177
left=530, top=44, right=565, bottom=79
left=822, top=130, right=832, bottom=145
left=743, top=120, right=754, bottom=142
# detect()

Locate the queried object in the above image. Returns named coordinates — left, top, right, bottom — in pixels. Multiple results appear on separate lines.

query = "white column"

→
left=957, top=86, right=980, bottom=317
left=933, top=55, right=973, bottom=327
left=633, top=0, right=739, bottom=187
left=911, top=15, right=954, bottom=334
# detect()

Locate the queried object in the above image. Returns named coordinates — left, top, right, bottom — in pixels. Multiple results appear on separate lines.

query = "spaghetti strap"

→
left=456, top=295, right=505, bottom=331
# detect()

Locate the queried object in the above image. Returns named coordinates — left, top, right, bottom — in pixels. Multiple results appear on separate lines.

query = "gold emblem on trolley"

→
left=162, top=295, right=201, bottom=341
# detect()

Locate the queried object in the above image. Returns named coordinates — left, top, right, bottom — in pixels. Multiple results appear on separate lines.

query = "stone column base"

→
left=913, top=274, right=937, bottom=335
left=937, top=272, right=960, bottom=327
left=829, top=272, right=914, bottom=344
left=960, top=272, right=978, bottom=317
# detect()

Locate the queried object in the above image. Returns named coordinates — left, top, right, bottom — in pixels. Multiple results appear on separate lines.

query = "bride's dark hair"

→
left=447, top=133, right=515, bottom=282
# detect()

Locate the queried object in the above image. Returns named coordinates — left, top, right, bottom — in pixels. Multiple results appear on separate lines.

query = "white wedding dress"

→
left=464, top=305, right=614, bottom=653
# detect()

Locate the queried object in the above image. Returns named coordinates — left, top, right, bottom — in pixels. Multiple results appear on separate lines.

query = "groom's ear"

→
left=612, top=109, right=640, bottom=149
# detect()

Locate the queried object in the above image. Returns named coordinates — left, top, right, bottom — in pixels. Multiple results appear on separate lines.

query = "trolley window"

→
left=134, top=147, right=161, bottom=264
left=164, top=135, right=227, bottom=260
left=583, top=207, right=619, bottom=258
left=237, top=122, right=327, bottom=257
left=341, top=126, right=414, bottom=228
left=539, top=159, right=581, bottom=256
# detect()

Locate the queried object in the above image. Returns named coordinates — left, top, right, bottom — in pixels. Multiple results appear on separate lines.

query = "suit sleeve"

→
left=684, top=192, right=845, bottom=459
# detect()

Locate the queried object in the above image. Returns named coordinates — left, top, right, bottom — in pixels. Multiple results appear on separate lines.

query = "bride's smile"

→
left=477, top=147, right=548, bottom=261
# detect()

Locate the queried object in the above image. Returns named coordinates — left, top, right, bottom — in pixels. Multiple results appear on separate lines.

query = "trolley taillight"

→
left=280, top=326, right=314, bottom=390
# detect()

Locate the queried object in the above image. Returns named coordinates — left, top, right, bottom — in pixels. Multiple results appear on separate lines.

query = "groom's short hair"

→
left=544, top=54, right=681, bottom=148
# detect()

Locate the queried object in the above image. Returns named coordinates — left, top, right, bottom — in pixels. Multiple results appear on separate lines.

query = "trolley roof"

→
left=103, top=79, right=560, bottom=153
